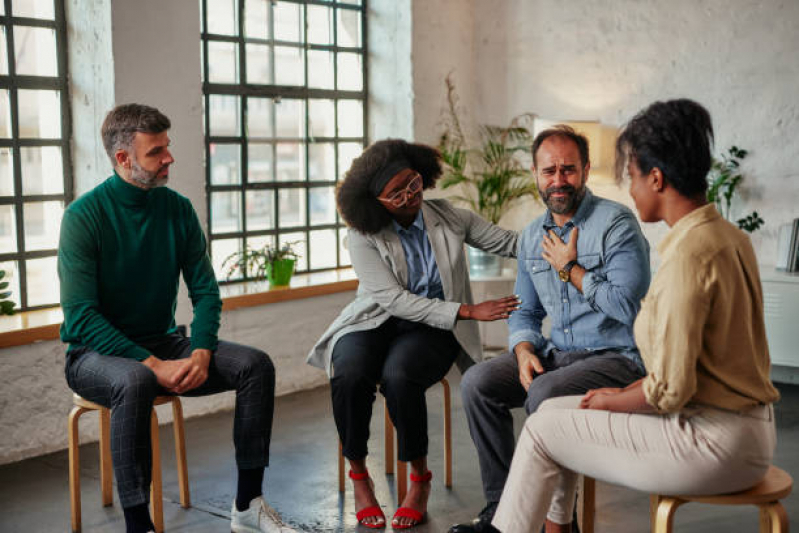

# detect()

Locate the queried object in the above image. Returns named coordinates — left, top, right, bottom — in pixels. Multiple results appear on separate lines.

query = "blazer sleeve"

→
left=458, top=207, right=519, bottom=258
left=348, top=229, right=461, bottom=330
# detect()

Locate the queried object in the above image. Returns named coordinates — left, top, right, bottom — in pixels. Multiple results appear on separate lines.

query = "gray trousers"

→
left=65, top=333, right=275, bottom=508
left=460, top=349, right=644, bottom=502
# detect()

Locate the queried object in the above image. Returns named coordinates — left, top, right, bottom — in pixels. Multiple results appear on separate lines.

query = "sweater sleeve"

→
left=58, top=209, right=151, bottom=360
left=180, top=201, right=221, bottom=351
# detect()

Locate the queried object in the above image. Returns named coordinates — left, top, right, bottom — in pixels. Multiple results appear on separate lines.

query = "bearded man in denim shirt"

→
left=450, top=125, right=650, bottom=533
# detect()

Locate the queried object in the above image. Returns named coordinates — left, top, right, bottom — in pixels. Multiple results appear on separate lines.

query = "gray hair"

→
left=101, top=104, right=171, bottom=165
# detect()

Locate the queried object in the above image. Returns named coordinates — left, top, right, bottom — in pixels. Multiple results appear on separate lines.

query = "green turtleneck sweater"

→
left=58, top=173, right=221, bottom=361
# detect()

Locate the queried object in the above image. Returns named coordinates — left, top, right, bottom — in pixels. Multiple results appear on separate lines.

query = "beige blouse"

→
left=634, top=204, right=780, bottom=413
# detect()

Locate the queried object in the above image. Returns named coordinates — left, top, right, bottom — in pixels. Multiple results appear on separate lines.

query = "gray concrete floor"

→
left=2, top=372, right=798, bottom=533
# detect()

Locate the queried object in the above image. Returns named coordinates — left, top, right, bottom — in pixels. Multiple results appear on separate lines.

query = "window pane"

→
left=309, top=186, right=335, bottom=225
left=211, top=191, right=242, bottom=234
left=244, top=0, right=270, bottom=38
left=245, top=43, right=272, bottom=84
left=0, top=261, right=21, bottom=307
left=0, top=28, right=8, bottom=75
left=337, top=100, right=363, bottom=138
left=278, top=188, right=305, bottom=227
left=23, top=200, right=62, bottom=251
left=273, top=1, right=303, bottom=42
left=337, top=52, right=363, bottom=91
left=339, top=230, right=350, bottom=266
left=207, top=41, right=239, bottom=83
left=246, top=234, right=274, bottom=253
left=248, top=143, right=274, bottom=182
left=21, top=146, right=63, bottom=195
left=0, top=205, right=17, bottom=254
left=308, top=143, right=334, bottom=181
left=309, top=229, right=337, bottom=269
left=14, top=26, right=57, bottom=76
left=337, top=8, right=362, bottom=47
left=209, top=143, right=241, bottom=185
left=308, top=99, right=334, bottom=139
left=0, top=148, right=13, bottom=196
left=307, top=50, right=334, bottom=90
left=26, top=256, right=58, bottom=307
left=245, top=189, right=274, bottom=231
left=274, top=46, right=304, bottom=86
left=0, top=90, right=10, bottom=138
left=208, top=94, right=240, bottom=136
left=212, top=238, right=243, bottom=280
left=307, top=5, right=333, bottom=45
left=206, top=0, right=238, bottom=35
left=338, top=141, right=362, bottom=178
left=12, top=0, right=54, bottom=19
left=275, top=143, right=304, bottom=182
left=279, top=231, right=306, bottom=270
left=18, top=89, right=61, bottom=138
left=275, top=98, right=305, bottom=138
left=246, top=97, right=274, bottom=138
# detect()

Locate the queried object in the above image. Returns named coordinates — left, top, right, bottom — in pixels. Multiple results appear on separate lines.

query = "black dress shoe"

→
left=448, top=502, right=499, bottom=533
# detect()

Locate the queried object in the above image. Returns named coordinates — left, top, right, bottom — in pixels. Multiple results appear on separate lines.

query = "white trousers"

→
left=492, top=396, right=776, bottom=533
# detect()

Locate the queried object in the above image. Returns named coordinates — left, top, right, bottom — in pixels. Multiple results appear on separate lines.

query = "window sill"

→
left=0, top=268, right=357, bottom=349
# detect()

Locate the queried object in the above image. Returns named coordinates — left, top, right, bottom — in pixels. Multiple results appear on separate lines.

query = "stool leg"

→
left=69, top=406, right=88, bottom=533
left=762, top=502, right=788, bottom=533
left=650, top=495, right=661, bottom=532
left=579, top=476, right=595, bottom=533
left=170, top=398, right=190, bottom=508
left=99, top=408, right=113, bottom=507
left=150, top=409, right=164, bottom=533
left=397, top=458, right=407, bottom=505
left=441, top=379, right=452, bottom=488
left=384, top=402, right=394, bottom=475
left=653, top=497, right=683, bottom=533
left=338, top=441, right=345, bottom=493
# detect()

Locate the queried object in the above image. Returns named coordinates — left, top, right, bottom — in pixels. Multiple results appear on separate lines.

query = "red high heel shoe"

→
left=391, top=471, right=432, bottom=529
left=349, top=469, right=386, bottom=529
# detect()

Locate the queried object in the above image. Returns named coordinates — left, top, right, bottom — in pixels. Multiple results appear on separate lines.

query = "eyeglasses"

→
left=377, top=173, right=423, bottom=208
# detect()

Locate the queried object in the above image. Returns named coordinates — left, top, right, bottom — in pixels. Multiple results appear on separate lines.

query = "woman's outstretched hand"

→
left=458, top=295, right=521, bottom=321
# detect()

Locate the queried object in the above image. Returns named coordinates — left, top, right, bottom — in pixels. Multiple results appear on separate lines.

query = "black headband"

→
left=369, top=157, right=412, bottom=197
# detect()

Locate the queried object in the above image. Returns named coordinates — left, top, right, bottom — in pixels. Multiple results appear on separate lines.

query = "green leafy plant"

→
left=0, top=269, right=16, bottom=315
left=222, top=242, right=300, bottom=281
left=438, top=74, right=540, bottom=224
left=706, top=146, right=764, bottom=233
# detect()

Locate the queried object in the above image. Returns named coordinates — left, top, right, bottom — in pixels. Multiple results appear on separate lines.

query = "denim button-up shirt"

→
left=508, top=189, right=650, bottom=367
left=392, top=211, right=445, bottom=300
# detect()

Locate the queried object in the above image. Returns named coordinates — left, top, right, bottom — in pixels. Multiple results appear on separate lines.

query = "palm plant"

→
left=438, top=75, right=539, bottom=224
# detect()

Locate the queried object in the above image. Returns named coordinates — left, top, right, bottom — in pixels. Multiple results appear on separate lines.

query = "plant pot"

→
left=266, top=258, right=295, bottom=287
left=467, top=246, right=503, bottom=278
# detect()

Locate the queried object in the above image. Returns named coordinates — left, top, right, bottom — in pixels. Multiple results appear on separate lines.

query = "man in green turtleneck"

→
left=58, top=104, right=294, bottom=533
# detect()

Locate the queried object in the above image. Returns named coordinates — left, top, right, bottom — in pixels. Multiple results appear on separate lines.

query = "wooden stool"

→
left=338, top=378, right=452, bottom=503
left=650, top=466, right=792, bottom=533
left=68, top=394, right=191, bottom=533
left=581, top=466, right=792, bottom=533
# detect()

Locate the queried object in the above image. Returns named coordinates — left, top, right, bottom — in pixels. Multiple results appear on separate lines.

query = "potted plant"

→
left=222, top=241, right=300, bottom=288
left=707, top=145, right=764, bottom=233
left=438, top=74, right=540, bottom=276
left=0, top=269, right=15, bottom=315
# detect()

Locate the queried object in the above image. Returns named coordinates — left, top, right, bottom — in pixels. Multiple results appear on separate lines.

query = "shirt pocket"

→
left=579, top=253, right=602, bottom=272
left=525, top=258, right=553, bottom=307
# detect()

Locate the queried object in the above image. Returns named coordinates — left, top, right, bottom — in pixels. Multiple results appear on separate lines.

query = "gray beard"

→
left=130, top=161, right=168, bottom=189
left=543, top=185, right=586, bottom=215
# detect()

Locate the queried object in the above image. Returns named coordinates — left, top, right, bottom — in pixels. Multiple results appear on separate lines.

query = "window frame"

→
left=200, top=0, right=368, bottom=284
left=0, top=0, right=73, bottom=311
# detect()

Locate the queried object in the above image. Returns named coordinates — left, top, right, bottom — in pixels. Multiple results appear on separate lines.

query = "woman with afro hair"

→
left=308, top=139, right=520, bottom=529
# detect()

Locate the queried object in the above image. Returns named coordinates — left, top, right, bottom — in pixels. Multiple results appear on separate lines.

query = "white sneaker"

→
left=230, top=496, right=298, bottom=533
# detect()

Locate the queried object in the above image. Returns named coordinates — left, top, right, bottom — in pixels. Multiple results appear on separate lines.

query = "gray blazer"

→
left=307, top=199, right=518, bottom=376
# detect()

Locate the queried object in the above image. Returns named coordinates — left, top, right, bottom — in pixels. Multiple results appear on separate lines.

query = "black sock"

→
left=123, top=503, right=154, bottom=533
left=236, top=467, right=265, bottom=512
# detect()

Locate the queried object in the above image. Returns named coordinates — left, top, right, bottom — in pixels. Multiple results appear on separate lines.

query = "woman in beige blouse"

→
left=482, top=99, right=781, bottom=533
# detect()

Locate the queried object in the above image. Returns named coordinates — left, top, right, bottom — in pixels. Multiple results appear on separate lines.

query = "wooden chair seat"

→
left=68, top=393, right=190, bottom=533
left=337, top=378, right=452, bottom=504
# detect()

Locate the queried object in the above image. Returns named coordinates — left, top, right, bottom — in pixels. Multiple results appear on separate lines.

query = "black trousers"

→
left=331, top=317, right=459, bottom=462
left=65, top=333, right=275, bottom=508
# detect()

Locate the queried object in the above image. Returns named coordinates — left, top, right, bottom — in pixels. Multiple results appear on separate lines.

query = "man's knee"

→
left=111, top=364, right=159, bottom=403
left=525, top=373, right=570, bottom=414
left=239, top=346, right=275, bottom=382
left=460, top=362, right=493, bottom=405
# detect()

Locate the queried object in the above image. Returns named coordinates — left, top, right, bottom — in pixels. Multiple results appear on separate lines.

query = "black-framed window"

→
left=200, top=0, right=367, bottom=282
left=0, top=0, right=72, bottom=311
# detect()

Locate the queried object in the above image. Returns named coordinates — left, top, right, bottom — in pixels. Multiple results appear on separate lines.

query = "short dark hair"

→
left=101, top=104, right=171, bottom=165
left=531, top=125, right=590, bottom=168
left=615, top=98, right=714, bottom=199
left=336, top=139, right=442, bottom=234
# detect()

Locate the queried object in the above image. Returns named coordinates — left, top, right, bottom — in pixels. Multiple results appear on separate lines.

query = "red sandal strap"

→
left=349, top=469, right=370, bottom=481
left=392, top=507, right=425, bottom=529
left=409, top=470, right=432, bottom=483
left=356, top=505, right=386, bottom=528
